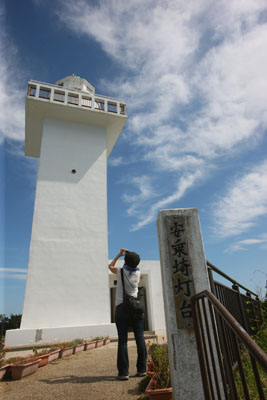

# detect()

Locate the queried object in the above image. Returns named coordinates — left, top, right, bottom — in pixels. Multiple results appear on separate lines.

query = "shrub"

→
left=147, top=343, right=171, bottom=389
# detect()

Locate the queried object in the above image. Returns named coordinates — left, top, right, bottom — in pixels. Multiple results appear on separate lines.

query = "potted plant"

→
left=145, top=343, right=172, bottom=400
left=29, top=348, right=52, bottom=367
left=104, top=336, right=111, bottom=345
left=94, top=337, right=104, bottom=347
left=0, top=358, right=12, bottom=381
left=73, top=339, right=85, bottom=353
left=9, top=357, right=40, bottom=380
left=0, top=342, right=23, bottom=381
left=84, top=339, right=96, bottom=351
left=58, top=341, right=75, bottom=358
left=0, top=345, right=9, bottom=381
left=48, top=346, right=61, bottom=362
left=145, top=376, right=173, bottom=400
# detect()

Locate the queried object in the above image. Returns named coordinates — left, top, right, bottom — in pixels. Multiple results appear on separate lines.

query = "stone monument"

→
left=157, top=208, right=223, bottom=399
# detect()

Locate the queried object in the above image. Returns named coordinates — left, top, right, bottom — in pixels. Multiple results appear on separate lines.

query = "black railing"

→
left=207, top=260, right=263, bottom=335
left=192, top=290, right=267, bottom=400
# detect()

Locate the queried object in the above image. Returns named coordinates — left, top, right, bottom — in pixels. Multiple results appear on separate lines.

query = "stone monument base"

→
left=5, top=323, right=118, bottom=347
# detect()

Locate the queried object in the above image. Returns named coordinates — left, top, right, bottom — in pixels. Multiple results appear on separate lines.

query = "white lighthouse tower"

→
left=5, top=76, right=127, bottom=345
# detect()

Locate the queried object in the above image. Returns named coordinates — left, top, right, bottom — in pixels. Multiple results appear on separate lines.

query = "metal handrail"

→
left=207, top=260, right=258, bottom=297
left=192, top=289, right=266, bottom=399
left=192, top=290, right=267, bottom=371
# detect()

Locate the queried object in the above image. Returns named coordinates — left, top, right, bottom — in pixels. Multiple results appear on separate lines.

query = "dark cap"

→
left=124, top=251, right=140, bottom=268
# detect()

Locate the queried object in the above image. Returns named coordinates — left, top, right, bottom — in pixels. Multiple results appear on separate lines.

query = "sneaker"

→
left=135, top=372, right=147, bottom=377
left=117, top=375, right=129, bottom=380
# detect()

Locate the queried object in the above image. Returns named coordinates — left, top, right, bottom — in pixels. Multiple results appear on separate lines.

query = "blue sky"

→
left=1, top=0, right=267, bottom=316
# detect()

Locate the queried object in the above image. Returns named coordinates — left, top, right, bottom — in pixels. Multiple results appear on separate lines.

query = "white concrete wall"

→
left=142, top=260, right=166, bottom=334
left=6, top=259, right=165, bottom=346
left=21, top=118, right=110, bottom=329
left=6, top=324, right=118, bottom=347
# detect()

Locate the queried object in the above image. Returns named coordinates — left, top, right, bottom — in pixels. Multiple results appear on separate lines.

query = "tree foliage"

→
left=0, top=314, right=22, bottom=336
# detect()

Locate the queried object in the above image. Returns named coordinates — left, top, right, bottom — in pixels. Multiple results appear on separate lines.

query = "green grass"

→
left=235, top=321, right=267, bottom=399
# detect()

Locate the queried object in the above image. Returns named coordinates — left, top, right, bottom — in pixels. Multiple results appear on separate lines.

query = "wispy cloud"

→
left=123, top=175, right=159, bottom=218
left=0, top=268, right=27, bottom=280
left=55, top=0, right=267, bottom=230
left=108, top=157, right=124, bottom=167
left=225, top=234, right=267, bottom=253
left=129, top=170, right=203, bottom=231
left=212, top=160, right=267, bottom=237
left=0, top=8, right=26, bottom=144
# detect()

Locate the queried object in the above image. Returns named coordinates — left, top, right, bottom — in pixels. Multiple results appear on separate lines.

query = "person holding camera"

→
left=109, top=248, right=147, bottom=380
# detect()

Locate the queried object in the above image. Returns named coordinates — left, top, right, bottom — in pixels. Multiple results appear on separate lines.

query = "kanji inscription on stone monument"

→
left=166, top=215, right=195, bottom=328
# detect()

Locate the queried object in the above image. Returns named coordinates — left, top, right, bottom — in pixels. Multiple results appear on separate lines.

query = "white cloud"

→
left=212, top=160, right=267, bottom=237
left=108, top=157, right=124, bottom=167
left=0, top=18, right=26, bottom=143
left=123, top=175, right=158, bottom=217
left=129, top=169, right=203, bottom=231
left=0, top=268, right=27, bottom=280
left=55, top=0, right=267, bottom=230
left=225, top=234, right=267, bottom=253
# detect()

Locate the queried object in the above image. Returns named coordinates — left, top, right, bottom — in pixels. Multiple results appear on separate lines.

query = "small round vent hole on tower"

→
left=71, top=169, right=77, bottom=174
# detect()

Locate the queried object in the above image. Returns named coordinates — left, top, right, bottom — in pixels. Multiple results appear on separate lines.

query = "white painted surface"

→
left=6, top=258, right=166, bottom=346
left=5, top=324, right=117, bottom=347
left=25, top=82, right=127, bottom=158
left=56, top=75, right=95, bottom=94
left=6, top=76, right=169, bottom=347
left=21, top=118, right=110, bottom=329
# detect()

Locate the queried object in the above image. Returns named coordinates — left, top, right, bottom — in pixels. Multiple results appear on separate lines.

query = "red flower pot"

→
left=10, top=360, right=40, bottom=380
left=60, top=346, right=75, bottom=358
left=84, top=341, right=96, bottom=350
left=0, top=364, right=11, bottom=381
left=48, top=349, right=60, bottom=362
left=38, top=353, right=50, bottom=367
left=145, top=376, right=173, bottom=400
left=74, top=343, right=85, bottom=354
left=104, top=337, right=111, bottom=345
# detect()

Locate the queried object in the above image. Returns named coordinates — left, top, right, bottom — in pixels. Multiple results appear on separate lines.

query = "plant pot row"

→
left=0, top=349, right=61, bottom=381
left=59, top=337, right=110, bottom=359
left=1, top=337, right=111, bottom=381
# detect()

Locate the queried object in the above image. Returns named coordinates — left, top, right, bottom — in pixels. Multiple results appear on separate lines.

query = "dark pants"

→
left=115, top=303, right=147, bottom=376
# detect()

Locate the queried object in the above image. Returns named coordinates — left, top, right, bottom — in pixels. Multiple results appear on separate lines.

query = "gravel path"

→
left=1, top=342, right=146, bottom=400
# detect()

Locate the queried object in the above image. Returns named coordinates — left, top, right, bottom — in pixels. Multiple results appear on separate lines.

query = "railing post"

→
left=255, top=296, right=263, bottom=326
left=157, top=208, right=224, bottom=399
left=50, top=88, right=54, bottom=103
left=208, top=267, right=216, bottom=295
left=104, top=99, right=108, bottom=112
left=36, top=84, right=40, bottom=98
left=232, top=284, right=249, bottom=332
left=208, top=266, right=235, bottom=398
left=246, top=291, right=257, bottom=333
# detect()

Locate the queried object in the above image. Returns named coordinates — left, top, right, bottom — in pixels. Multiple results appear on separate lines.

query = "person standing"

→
left=109, top=248, right=147, bottom=380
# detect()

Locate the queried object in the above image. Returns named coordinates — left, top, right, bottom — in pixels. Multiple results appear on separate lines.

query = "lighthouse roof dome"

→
left=56, top=75, right=95, bottom=94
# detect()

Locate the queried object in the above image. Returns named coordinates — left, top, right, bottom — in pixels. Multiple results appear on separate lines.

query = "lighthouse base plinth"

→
left=5, top=323, right=117, bottom=347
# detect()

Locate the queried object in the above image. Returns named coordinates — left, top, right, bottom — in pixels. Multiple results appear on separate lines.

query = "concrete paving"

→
left=1, top=342, right=150, bottom=400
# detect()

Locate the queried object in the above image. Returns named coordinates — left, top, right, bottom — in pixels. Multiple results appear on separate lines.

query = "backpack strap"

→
left=123, top=268, right=136, bottom=289
left=120, top=268, right=126, bottom=296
